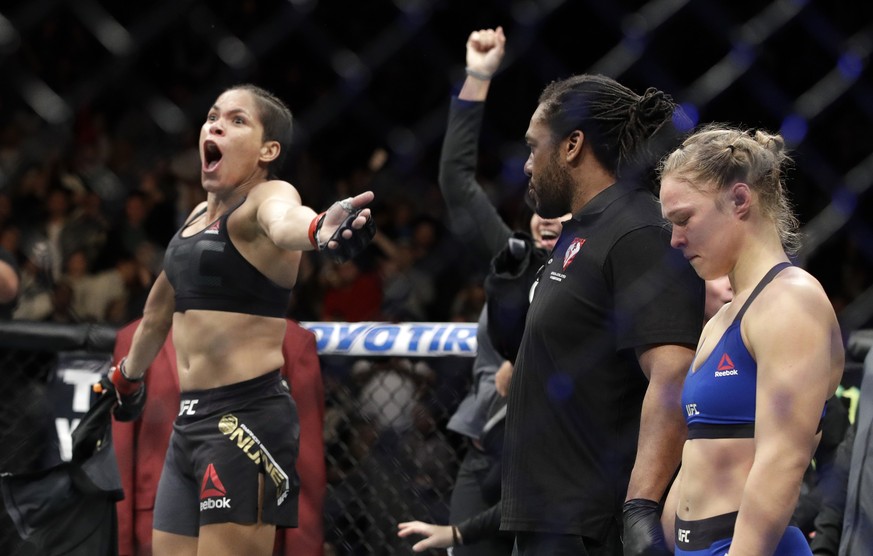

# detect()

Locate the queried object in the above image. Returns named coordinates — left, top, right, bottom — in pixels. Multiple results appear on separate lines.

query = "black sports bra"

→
left=162, top=200, right=292, bottom=318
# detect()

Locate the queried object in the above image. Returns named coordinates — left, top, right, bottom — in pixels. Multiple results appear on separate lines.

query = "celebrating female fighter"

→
left=107, top=84, right=375, bottom=556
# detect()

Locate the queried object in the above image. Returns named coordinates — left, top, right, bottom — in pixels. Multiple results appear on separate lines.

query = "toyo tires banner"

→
left=300, top=322, right=478, bottom=357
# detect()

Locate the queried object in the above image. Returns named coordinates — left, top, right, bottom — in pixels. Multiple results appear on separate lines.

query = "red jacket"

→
left=112, top=319, right=326, bottom=556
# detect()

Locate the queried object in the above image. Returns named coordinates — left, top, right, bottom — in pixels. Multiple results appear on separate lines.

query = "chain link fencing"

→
left=0, top=321, right=474, bottom=556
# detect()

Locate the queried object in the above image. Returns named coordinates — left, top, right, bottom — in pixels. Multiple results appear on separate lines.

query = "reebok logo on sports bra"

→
left=682, top=263, right=794, bottom=438
left=714, top=353, right=739, bottom=377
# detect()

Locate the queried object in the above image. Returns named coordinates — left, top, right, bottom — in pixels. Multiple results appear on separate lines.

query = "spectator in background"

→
left=399, top=27, right=565, bottom=556
left=376, top=195, right=418, bottom=242
left=70, top=125, right=128, bottom=220
left=809, top=333, right=873, bottom=556
left=137, top=167, right=179, bottom=247
left=106, top=254, right=155, bottom=324
left=352, top=358, right=436, bottom=434
left=449, top=277, right=487, bottom=323
left=417, top=25, right=519, bottom=556
left=111, top=191, right=153, bottom=257
left=408, top=215, right=467, bottom=322
left=287, top=251, right=323, bottom=322
left=0, top=193, right=13, bottom=230
left=373, top=233, right=435, bottom=322
left=0, top=245, right=20, bottom=319
left=12, top=239, right=55, bottom=321
left=43, top=278, right=79, bottom=323
left=41, top=187, right=73, bottom=280
left=399, top=400, right=459, bottom=524
left=10, top=163, right=53, bottom=232
left=319, top=257, right=382, bottom=322
left=62, top=249, right=126, bottom=322
left=60, top=189, right=110, bottom=268
left=704, top=275, right=733, bottom=322
left=326, top=356, right=448, bottom=555
left=0, top=224, right=21, bottom=263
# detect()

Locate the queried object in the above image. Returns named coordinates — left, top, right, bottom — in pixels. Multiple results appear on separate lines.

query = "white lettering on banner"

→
left=52, top=355, right=109, bottom=463
left=61, top=369, right=102, bottom=413
left=301, top=322, right=478, bottom=357
left=56, top=417, right=81, bottom=462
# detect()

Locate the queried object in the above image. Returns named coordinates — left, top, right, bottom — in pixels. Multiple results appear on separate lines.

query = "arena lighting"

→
left=69, top=0, right=133, bottom=57
left=288, top=0, right=317, bottom=13
left=18, top=77, right=70, bottom=125
left=798, top=150, right=873, bottom=265
left=589, top=0, right=689, bottom=78
left=838, top=52, right=864, bottom=80
left=217, top=36, right=252, bottom=69
left=387, top=127, right=418, bottom=157
left=795, top=28, right=871, bottom=122
left=147, top=97, right=188, bottom=135
left=796, top=70, right=856, bottom=121
left=0, top=13, right=19, bottom=53
left=676, top=103, right=698, bottom=129
left=779, top=113, right=808, bottom=145
left=683, top=0, right=804, bottom=107
left=331, top=49, right=368, bottom=82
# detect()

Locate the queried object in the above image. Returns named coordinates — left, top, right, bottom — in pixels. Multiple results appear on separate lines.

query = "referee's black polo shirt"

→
left=500, top=179, right=704, bottom=540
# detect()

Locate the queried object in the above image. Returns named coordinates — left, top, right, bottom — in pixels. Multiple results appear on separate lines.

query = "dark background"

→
left=1, top=0, right=872, bottom=328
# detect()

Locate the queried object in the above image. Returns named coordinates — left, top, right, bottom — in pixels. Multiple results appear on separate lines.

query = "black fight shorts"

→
left=153, top=371, right=300, bottom=536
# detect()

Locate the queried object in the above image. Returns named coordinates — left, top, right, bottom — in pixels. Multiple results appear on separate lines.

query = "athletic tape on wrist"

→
left=111, top=358, right=142, bottom=397
left=118, top=357, right=143, bottom=382
left=309, top=212, right=325, bottom=249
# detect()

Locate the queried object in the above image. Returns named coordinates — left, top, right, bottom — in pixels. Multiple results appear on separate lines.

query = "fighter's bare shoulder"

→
left=744, top=266, right=836, bottom=346
left=247, top=179, right=302, bottom=205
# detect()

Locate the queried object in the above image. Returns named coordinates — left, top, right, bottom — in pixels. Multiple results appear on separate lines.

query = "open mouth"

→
left=203, top=141, right=222, bottom=171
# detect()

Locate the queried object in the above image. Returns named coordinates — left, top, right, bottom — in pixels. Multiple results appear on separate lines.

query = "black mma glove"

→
left=101, top=357, right=147, bottom=422
left=622, top=498, right=670, bottom=556
left=310, top=199, right=376, bottom=264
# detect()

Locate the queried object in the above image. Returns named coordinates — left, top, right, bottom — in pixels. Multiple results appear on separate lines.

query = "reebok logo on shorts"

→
left=200, top=463, right=232, bottom=511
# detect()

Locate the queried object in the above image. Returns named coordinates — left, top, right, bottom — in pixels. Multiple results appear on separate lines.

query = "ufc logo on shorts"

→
left=179, top=399, right=200, bottom=416
left=677, top=529, right=690, bottom=543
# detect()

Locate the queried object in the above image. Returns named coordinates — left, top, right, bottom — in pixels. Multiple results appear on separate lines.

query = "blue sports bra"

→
left=162, top=199, right=292, bottom=318
left=682, top=263, right=792, bottom=439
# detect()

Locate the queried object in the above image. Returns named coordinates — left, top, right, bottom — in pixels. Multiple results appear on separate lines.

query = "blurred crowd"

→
left=3, top=112, right=868, bottom=332
left=0, top=124, right=493, bottom=328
